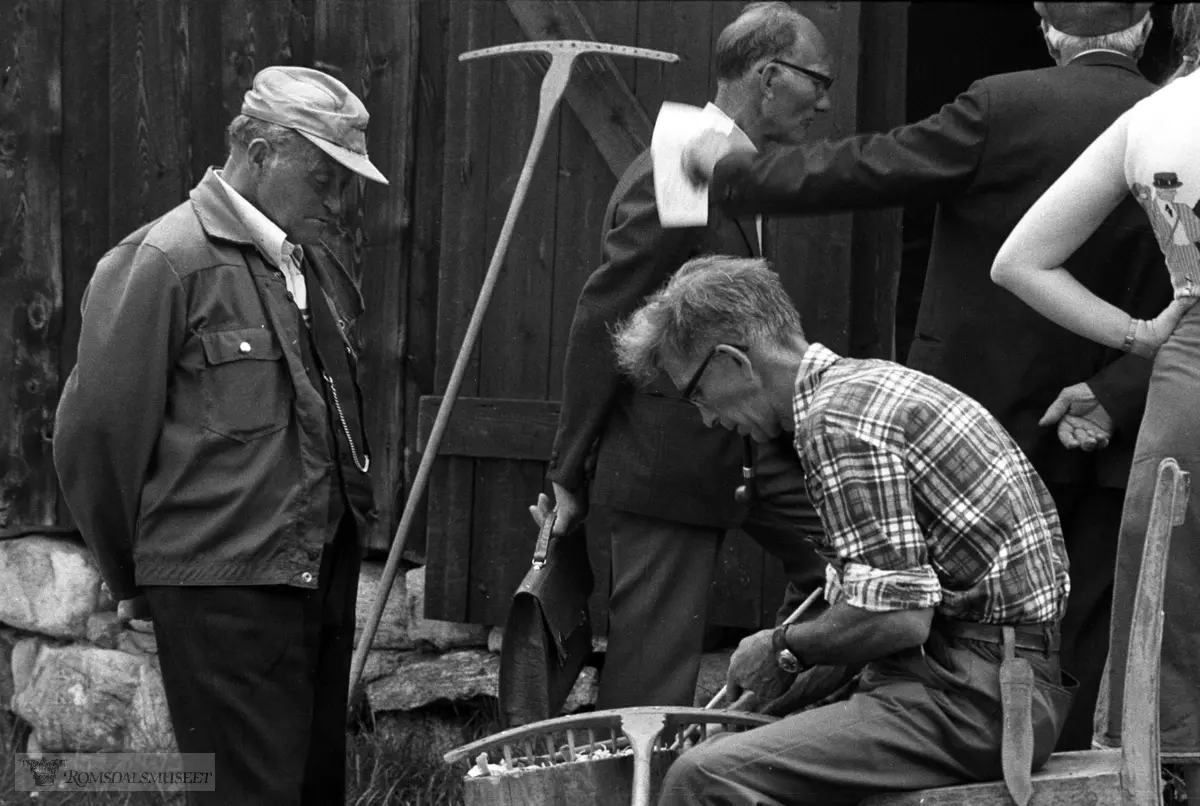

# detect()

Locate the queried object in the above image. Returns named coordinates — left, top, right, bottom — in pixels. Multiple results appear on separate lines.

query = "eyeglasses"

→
left=763, top=59, right=834, bottom=93
left=682, top=343, right=749, bottom=405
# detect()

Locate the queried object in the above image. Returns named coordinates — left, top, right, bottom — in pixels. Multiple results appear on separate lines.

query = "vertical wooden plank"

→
left=468, top=6, right=562, bottom=625
left=850, top=1, right=907, bottom=360
left=401, top=0, right=450, bottom=562
left=354, top=0, right=419, bottom=554
left=633, top=0, right=715, bottom=113
left=559, top=0, right=642, bottom=633
left=108, top=0, right=187, bottom=239
left=424, top=0, right=496, bottom=622
left=183, top=0, right=224, bottom=185
left=768, top=1, right=861, bottom=354
left=0, top=0, right=63, bottom=527
left=58, top=0, right=110, bottom=526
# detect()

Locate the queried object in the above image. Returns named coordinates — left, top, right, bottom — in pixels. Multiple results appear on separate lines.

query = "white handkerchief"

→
left=651, top=102, right=735, bottom=228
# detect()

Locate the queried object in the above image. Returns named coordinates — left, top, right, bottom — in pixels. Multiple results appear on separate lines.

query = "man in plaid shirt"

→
left=613, top=256, right=1075, bottom=805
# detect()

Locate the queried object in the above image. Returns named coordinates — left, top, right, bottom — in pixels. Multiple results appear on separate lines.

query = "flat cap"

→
left=1034, top=2, right=1153, bottom=37
left=242, top=66, right=388, bottom=185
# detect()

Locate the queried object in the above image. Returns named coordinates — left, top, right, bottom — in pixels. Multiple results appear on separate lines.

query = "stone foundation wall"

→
left=0, top=535, right=604, bottom=767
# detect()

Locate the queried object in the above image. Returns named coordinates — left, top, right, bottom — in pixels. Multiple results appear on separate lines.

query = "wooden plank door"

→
left=423, top=0, right=907, bottom=629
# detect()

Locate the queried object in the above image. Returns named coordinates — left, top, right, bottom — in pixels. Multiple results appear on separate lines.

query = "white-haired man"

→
left=55, top=66, right=387, bottom=804
left=613, top=255, right=1073, bottom=805
left=683, top=0, right=1170, bottom=749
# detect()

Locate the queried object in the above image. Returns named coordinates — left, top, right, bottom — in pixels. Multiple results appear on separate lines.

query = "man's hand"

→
left=681, top=129, right=736, bottom=187
left=725, top=629, right=795, bottom=704
left=1039, top=382, right=1113, bottom=452
left=529, top=482, right=586, bottom=536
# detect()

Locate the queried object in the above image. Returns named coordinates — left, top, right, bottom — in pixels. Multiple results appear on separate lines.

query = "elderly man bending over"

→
left=612, top=255, right=1075, bottom=805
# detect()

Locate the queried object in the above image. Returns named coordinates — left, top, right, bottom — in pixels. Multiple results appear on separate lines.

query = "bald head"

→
left=715, top=2, right=827, bottom=82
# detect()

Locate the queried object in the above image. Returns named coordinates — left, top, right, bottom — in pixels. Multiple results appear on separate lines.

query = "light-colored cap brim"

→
left=298, top=131, right=389, bottom=185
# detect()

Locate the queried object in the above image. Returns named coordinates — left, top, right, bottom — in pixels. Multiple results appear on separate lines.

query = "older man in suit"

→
left=529, top=2, right=833, bottom=709
left=685, top=1, right=1173, bottom=749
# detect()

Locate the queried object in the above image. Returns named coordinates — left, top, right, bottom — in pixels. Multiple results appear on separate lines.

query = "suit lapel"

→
left=731, top=215, right=761, bottom=257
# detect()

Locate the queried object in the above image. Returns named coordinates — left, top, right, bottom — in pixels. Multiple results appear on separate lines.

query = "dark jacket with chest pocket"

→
left=54, top=168, right=375, bottom=602
left=711, top=51, right=1172, bottom=490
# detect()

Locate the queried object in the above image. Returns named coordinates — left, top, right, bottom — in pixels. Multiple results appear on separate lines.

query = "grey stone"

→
left=404, top=567, right=488, bottom=651
left=126, top=618, right=155, bottom=634
left=126, top=659, right=176, bottom=753
left=117, top=629, right=158, bottom=656
left=11, top=637, right=43, bottom=702
left=592, top=636, right=608, bottom=653
left=86, top=612, right=122, bottom=649
left=0, top=536, right=103, bottom=638
left=0, top=629, right=15, bottom=710
left=361, top=649, right=413, bottom=685
left=693, top=649, right=734, bottom=707
left=487, top=626, right=504, bottom=654
left=355, top=561, right=412, bottom=650
left=367, top=649, right=499, bottom=712
left=562, top=666, right=599, bottom=713
left=13, top=644, right=143, bottom=751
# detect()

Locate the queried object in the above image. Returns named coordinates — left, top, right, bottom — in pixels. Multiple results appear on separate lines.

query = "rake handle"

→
left=348, top=57, right=572, bottom=699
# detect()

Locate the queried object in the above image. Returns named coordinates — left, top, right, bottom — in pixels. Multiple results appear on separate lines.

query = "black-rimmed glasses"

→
left=763, top=59, right=833, bottom=93
left=682, top=343, right=749, bottom=405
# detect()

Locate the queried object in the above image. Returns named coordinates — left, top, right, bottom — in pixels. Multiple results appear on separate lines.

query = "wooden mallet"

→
left=349, top=39, right=678, bottom=698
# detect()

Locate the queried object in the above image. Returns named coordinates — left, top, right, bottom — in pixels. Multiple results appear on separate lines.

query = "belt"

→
left=936, top=617, right=1060, bottom=655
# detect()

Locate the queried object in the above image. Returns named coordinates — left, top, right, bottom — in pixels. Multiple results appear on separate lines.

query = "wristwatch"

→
left=772, top=625, right=801, bottom=674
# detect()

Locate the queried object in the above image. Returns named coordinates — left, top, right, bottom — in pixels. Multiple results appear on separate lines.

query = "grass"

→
left=0, top=701, right=501, bottom=806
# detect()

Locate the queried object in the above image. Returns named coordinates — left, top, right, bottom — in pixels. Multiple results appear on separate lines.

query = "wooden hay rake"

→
left=444, top=706, right=776, bottom=806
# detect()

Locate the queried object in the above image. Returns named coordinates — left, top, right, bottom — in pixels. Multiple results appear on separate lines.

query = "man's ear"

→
left=244, top=138, right=272, bottom=172
left=719, top=344, right=755, bottom=378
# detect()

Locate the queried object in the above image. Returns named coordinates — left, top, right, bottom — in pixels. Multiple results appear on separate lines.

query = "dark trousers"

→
left=658, top=628, right=1073, bottom=805
left=144, top=516, right=360, bottom=806
left=595, top=436, right=827, bottom=709
left=1045, top=482, right=1125, bottom=751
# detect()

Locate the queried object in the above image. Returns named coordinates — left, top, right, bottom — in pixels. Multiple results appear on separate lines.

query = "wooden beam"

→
left=505, top=0, right=656, bottom=178
left=418, top=397, right=559, bottom=461
left=1, top=0, right=63, bottom=528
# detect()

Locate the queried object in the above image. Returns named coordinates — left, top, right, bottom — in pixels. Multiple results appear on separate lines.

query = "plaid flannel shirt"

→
left=792, top=344, right=1069, bottom=625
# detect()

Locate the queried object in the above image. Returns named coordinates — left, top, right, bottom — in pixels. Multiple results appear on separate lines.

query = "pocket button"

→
left=239, top=341, right=252, bottom=354
left=301, top=572, right=314, bottom=583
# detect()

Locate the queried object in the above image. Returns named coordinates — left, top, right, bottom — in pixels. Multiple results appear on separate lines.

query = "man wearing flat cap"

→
left=684, top=1, right=1172, bottom=750
left=55, top=66, right=388, bottom=804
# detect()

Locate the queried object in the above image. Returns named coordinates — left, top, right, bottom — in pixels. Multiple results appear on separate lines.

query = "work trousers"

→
left=1045, top=482, right=1126, bottom=751
left=144, top=515, right=360, bottom=806
left=595, top=435, right=827, bottom=709
left=658, top=627, right=1073, bottom=805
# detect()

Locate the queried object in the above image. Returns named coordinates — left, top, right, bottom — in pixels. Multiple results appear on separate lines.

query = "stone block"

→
left=562, top=666, right=599, bottom=714
left=126, top=659, right=176, bottom=753
left=11, top=637, right=43, bottom=703
left=693, top=649, right=734, bottom=707
left=86, top=612, right=122, bottom=650
left=0, top=536, right=103, bottom=638
left=117, top=628, right=157, bottom=656
left=367, top=649, right=499, bottom=712
left=487, top=626, right=504, bottom=654
left=361, top=649, right=412, bottom=685
left=355, top=561, right=411, bottom=650
left=0, top=628, right=15, bottom=710
left=13, top=644, right=143, bottom=752
left=404, top=567, right=488, bottom=651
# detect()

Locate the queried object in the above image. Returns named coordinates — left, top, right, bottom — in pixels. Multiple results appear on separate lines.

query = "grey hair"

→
left=715, top=2, right=810, bottom=81
left=1169, top=3, right=1200, bottom=81
left=1043, top=13, right=1152, bottom=58
left=612, top=255, right=804, bottom=386
left=226, top=114, right=324, bottom=170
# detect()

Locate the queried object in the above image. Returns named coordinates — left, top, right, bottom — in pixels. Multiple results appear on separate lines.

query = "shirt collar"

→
left=792, top=343, right=841, bottom=427
left=1067, top=48, right=1129, bottom=63
left=703, top=102, right=756, bottom=152
left=213, top=169, right=302, bottom=269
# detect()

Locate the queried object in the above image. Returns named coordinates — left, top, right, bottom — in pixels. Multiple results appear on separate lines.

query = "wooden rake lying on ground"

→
left=349, top=39, right=678, bottom=696
left=444, top=706, right=776, bottom=806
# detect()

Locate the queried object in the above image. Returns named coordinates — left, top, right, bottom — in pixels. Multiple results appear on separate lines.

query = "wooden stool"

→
left=862, top=457, right=1190, bottom=806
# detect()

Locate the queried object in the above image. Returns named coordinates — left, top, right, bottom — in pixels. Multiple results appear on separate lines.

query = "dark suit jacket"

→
left=547, top=150, right=761, bottom=528
left=711, top=52, right=1172, bottom=488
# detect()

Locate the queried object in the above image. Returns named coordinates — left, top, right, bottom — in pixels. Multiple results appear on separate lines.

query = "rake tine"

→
left=566, top=729, right=576, bottom=761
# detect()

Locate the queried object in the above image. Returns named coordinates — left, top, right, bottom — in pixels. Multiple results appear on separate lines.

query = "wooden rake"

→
left=350, top=39, right=678, bottom=697
left=445, top=706, right=777, bottom=806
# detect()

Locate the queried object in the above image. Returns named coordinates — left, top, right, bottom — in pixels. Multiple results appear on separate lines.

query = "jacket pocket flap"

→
left=199, top=328, right=283, bottom=365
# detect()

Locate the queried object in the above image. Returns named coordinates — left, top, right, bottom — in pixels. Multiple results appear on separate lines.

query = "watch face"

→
left=777, top=649, right=801, bottom=675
